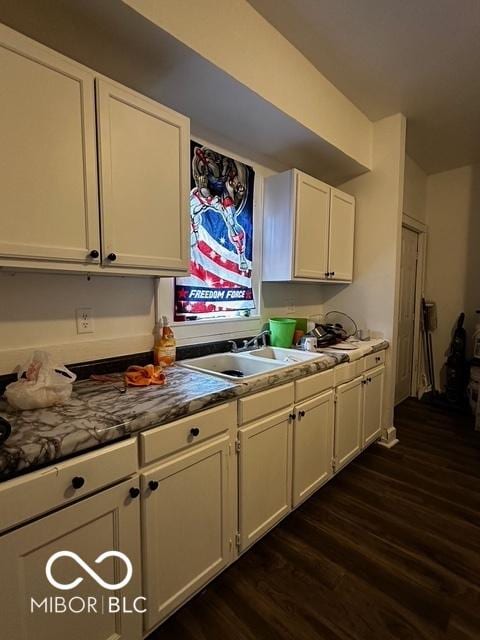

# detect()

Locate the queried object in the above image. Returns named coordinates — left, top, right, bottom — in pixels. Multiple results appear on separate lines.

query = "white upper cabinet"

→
left=96, top=80, right=190, bottom=272
left=0, top=25, right=190, bottom=276
left=0, top=25, right=100, bottom=265
left=294, top=173, right=330, bottom=279
left=328, top=188, right=355, bottom=281
left=263, top=169, right=355, bottom=283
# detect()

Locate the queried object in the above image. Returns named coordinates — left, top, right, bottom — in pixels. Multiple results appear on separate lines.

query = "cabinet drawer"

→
left=238, top=383, right=294, bottom=425
left=0, top=438, right=137, bottom=534
left=295, top=369, right=334, bottom=402
left=333, top=361, right=358, bottom=387
left=365, top=350, right=385, bottom=371
left=140, top=402, right=236, bottom=466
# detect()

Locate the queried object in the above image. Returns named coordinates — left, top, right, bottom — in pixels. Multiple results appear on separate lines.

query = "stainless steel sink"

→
left=179, top=352, right=287, bottom=381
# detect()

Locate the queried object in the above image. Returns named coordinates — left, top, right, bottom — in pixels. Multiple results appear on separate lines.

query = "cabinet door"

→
left=328, top=188, right=355, bottom=281
left=0, top=26, right=99, bottom=264
left=334, top=376, right=363, bottom=471
left=0, top=478, right=142, bottom=640
left=363, top=366, right=385, bottom=447
left=238, top=409, right=292, bottom=551
left=293, top=172, right=330, bottom=279
left=293, top=390, right=334, bottom=507
left=141, top=435, right=231, bottom=631
left=96, top=79, right=190, bottom=271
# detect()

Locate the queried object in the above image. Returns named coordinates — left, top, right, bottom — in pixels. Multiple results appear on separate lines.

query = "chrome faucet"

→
left=228, top=330, right=270, bottom=353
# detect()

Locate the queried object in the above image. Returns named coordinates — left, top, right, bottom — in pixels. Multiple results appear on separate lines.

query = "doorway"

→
left=395, top=221, right=425, bottom=404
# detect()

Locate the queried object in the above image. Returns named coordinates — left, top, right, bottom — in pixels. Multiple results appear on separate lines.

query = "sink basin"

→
left=247, top=346, right=322, bottom=363
left=179, top=353, right=286, bottom=381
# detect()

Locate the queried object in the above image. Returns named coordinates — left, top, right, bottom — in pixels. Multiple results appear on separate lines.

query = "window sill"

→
left=170, top=315, right=264, bottom=346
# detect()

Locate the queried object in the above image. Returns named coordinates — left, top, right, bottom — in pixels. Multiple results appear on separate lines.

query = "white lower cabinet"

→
left=0, top=353, right=387, bottom=639
left=292, top=389, right=334, bottom=507
left=363, top=365, right=385, bottom=447
left=0, top=478, right=143, bottom=640
left=141, top=435, right=232, bottom=632
left=334, top=365, right=386, bottom=470
left=238, top=408, right=293, bottom=552
left=334, top=376, right=364, bottom=471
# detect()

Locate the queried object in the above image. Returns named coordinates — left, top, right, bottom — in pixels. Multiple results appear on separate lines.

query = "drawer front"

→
left=0, top=438, right=137, bottom=534
left=365, top=350, right=385, bottom=371
left=140, top=401, right=236, bottom=466
left=333, top=361, right=358, bottom=387
left=295, top=369, right=334, bottom=402
left=238, top=383, right=294, bottom=425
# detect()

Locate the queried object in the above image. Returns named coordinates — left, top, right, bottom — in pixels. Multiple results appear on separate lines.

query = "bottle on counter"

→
left=153, top=316, right=176, bottom=367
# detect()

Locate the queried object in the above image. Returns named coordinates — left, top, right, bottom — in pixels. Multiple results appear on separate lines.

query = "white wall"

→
left=403, top=155, right=427, bottom=223
left=0, top=273, right=155, bottom=375
left=321, top=114, right=407, bottom=432
left=425, top=164, right=480, bottom=386
left=262, top=283, right=325, bottom=321
left=123, top=0, right=372, bottom=170
left=158, top=137, right=327, bottom=345
left=0, top=138, right=326, bottom=375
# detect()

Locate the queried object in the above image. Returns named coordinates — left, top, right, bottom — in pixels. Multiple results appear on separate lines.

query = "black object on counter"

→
left=0, top=417, right=12, bottom=444
left=422, top=298, right=437, bottom=395
left=445, top=312, right=468, bottom=406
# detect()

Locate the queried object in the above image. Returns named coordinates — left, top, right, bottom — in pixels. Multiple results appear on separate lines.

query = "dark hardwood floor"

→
left=147, top=399, right=480, bottom=640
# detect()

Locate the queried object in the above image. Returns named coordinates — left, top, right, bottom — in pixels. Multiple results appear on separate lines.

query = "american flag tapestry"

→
left=175, top=142, right=255, bottom=318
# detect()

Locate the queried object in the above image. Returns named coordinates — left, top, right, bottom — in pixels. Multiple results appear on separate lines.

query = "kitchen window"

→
left=157, top=139, right=265, bottom=343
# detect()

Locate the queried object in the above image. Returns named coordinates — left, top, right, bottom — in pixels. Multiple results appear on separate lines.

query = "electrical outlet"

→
left=76, top=307, right=94, bottom=334
left=286, top=300, right=296, bottom=314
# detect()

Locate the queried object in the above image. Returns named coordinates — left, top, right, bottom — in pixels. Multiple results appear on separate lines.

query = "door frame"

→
left=400, top=214, right=427, bottom=400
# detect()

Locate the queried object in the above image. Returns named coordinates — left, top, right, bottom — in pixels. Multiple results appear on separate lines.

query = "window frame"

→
left=156, top=138, right=268, bottom=345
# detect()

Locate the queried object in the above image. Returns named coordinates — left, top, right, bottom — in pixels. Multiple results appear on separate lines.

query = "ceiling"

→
left=0, top=0, right=367, bottom=185
left=248, top=0, right=480, bottom=175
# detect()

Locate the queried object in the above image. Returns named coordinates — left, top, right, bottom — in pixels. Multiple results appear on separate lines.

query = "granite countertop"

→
left=0, top=339, right=388, bottom=481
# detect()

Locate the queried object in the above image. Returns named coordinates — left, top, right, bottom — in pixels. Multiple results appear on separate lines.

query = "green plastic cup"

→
left=269, top=317, right=297, bottom=347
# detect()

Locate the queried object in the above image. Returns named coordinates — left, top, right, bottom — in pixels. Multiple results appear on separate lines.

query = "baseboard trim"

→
left=377, top=437, right=400, bottom=449
left=378, top=425, right=399, bottom=448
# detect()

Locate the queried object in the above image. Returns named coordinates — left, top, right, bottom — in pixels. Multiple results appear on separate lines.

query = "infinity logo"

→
left=46, top=551, right=133, bottom=591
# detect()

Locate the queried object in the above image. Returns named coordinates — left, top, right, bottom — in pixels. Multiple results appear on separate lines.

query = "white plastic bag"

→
left=5, top=351, right=77, bottom=410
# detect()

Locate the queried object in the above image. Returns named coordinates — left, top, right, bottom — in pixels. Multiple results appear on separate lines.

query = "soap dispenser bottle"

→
left=153, top=316, right=176, bottom=367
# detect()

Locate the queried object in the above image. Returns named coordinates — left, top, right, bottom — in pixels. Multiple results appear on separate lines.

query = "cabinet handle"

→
left=368, top=377, right=372, bottom=383
left=375, top=356, right=381, bottom=362
left=89, top=249, right=99, bottom=259
left=190, top=427, right=200, bottom=437
left=148, top=480, right=159, bottom=491
left=107, top=253, right=117, bottom=261
left=298, top=410, right=306, bottom=418
left=71, top=476, right=85, bottom=490
left=289, top=413, right=296, bottom=422
left=129, top=487, right=140, bottom=499
left=331, top=271, right=335, bottom=276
